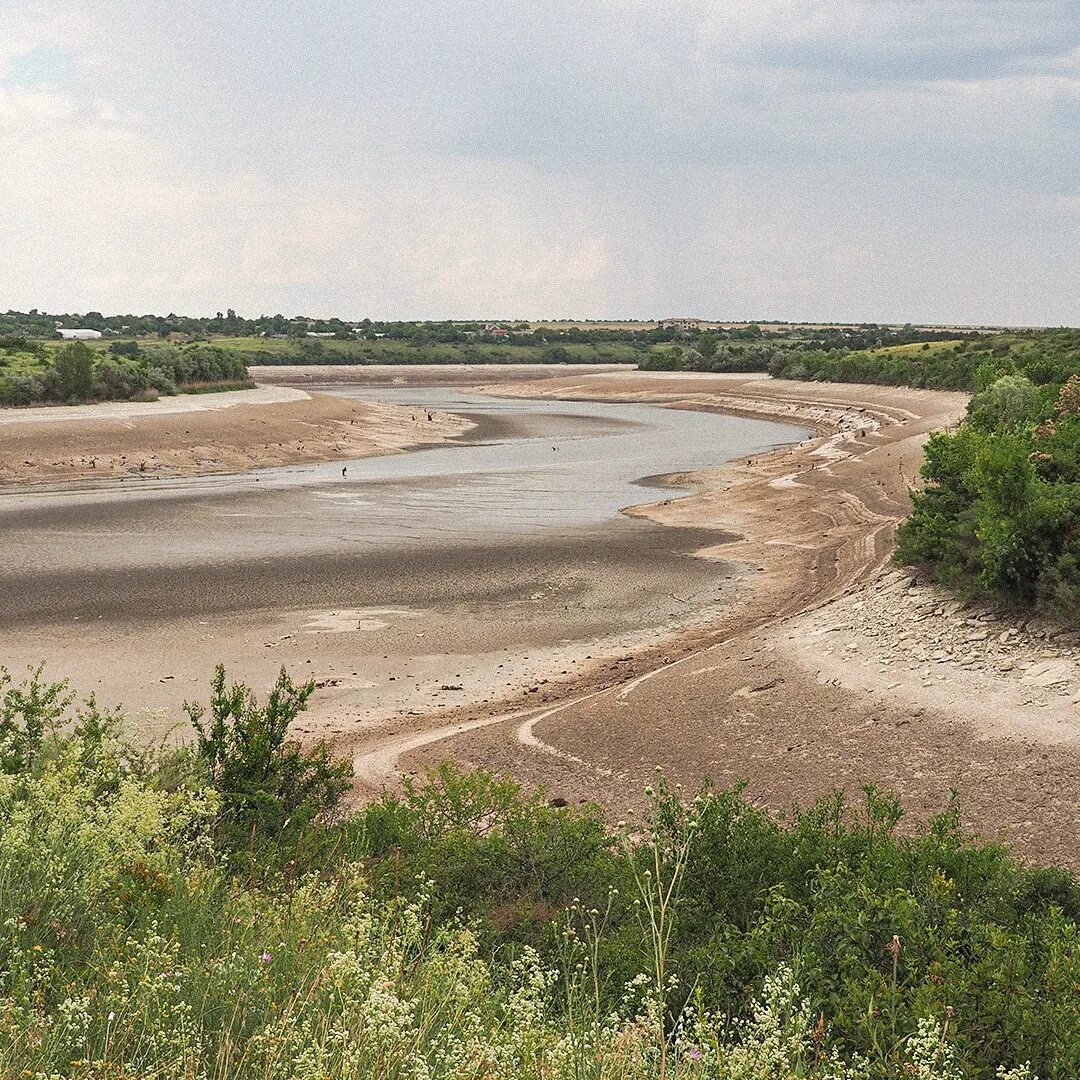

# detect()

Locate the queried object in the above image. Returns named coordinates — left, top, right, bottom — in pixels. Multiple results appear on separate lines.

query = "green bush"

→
left=53, top=341, right=97, bottom=401
left=968, top=375, right=1042, bottom=431
left=898, top=377, right=1080, bottom=620
left=146, top=365, right=178, bottom=394
left=0, top=665, right=1077, bottom=1075
left=185, top=665, right=352, bottom=841
left=95, top=358, right=150, bottom=400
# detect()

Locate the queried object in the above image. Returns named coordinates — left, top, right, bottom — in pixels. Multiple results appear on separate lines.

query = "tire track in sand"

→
left=350, top=374, right=967, bottom=793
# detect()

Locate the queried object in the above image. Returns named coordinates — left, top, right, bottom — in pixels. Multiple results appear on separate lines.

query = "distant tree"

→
left=969, top=375, right=1040, bottom=431
left=53, top=342, right=97, bottom=401
left=540, top=346, right=572, bottom=364
left=696, top=332, right=719, bottom=360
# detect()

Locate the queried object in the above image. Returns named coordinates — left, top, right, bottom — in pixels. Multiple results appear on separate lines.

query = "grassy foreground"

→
left=0, top=665, right=1076, bottom=1078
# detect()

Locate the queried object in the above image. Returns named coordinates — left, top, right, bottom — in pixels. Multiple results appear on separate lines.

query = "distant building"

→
left=57, top=328, right=103, bottom=340
left=658, top=317, right=706, bottom=332
left=306, top=332, right=335, bottom=338
left=484, top=323, right=510, bottom=337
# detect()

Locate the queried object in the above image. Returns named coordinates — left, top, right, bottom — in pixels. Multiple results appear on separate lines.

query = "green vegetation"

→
left=6, top=309, right=947, bottom=345
left=222, top=334, right=644, bottom=367
left=759, top=329, right=1080, bottom=623
left=766, top=331, right=1080, bottom=392
left=637, top=327, right=975, bottom=377
left=897, top=374, right=1080, bottom=620
left=638, top=339, right=792, bottom=373
left=0, top=338, right=252, bottom=407
left=1, top=662, right=1076, bottom=1077
left=0, top=309, right=991, bottom=388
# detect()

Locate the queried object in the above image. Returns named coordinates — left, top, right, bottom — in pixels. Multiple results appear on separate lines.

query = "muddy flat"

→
left=0, top=386, right=471, bottom=487
left=5, top=367, right=1078, bottom=869
left=373, top=372, right=1080, bottom=870
left=0, top=382, right=805, bottom=742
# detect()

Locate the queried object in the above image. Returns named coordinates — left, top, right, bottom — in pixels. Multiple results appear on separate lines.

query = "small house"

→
left=57, top=328, right=103, bottom=340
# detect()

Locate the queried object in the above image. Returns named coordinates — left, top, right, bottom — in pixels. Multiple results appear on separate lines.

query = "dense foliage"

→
left=0, top=663, right=1075, bottom=1077
left=762, top=330, right=1080, bottom=622
left=235, top=336, right=643, bottom=366
left=1, top=308, right=971, bottom=347
left=767, top=331, right=1080, bottom=392
left=638, top=327, right=978, bottom=377
left=0, top=308, right=1008, bottom=402
left=897, top=374, right=1080, bottom=619
left=638, top=339, right=795, bottom=373
left=0, top=339, right=251, bottom=406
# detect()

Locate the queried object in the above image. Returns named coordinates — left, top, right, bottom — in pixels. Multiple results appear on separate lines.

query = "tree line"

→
left=1, top=307, right=983, bottom=349
left=0, top=340, right=251, bottom=407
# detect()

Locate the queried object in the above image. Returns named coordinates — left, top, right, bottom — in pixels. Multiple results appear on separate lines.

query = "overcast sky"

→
left=1, top=1, right=1078, bottom=323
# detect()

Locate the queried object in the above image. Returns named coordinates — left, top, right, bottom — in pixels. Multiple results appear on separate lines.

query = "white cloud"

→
left=0, top=75, right=611, bottom=317
left=0, top=0, right=1077, bottom=322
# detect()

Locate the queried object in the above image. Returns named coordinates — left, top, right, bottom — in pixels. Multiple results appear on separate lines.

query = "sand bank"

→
left=1, top=385, right=797, bottom=752
left=0, top=388, right=471, bottom=487
left=334, top=371, right=1080, bottom=870
left=249, top=363, right=635, bottom=388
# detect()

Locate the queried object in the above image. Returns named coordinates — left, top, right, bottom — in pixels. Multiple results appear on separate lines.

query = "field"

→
left=207, top=335, right=645, bottom=366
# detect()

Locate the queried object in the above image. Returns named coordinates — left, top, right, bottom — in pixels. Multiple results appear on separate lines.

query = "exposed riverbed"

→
left=0, top=386, right=807, bottom=737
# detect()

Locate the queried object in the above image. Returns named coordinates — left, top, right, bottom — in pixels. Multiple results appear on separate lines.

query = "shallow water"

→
left=0, top=389, right=809, bottom=578
left=0, top=389, right=812, bottom=722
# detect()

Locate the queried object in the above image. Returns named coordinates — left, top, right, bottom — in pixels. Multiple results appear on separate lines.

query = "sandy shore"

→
left=0, top=384, right=307, bottom=424
left=0, top=386, right=471, bottom=487
left=2, top=382, right=773, bottom=753
left=6, top=366, right=1079, bottom=867
left=329, top=371, right=1080, bottom=870
left=251, top=363, right=635, bottom=388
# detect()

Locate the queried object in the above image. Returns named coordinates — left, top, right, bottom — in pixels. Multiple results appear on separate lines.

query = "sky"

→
left=1, top=1, right=1078, bottom=324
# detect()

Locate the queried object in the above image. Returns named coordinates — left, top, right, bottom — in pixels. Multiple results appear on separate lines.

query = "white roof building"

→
left=57, top=328, right=103, bottom=340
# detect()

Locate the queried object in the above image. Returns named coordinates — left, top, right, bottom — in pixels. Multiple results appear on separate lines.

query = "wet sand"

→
left=2, top=523, right=736, bottom=742
left=0, top=387, right=470, bottom=487
left=0, top=382, right=805, bottom=739
left=357, top=372, right=1080, bottom=870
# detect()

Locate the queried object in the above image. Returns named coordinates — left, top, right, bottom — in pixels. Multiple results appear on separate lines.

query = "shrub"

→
left=95, top=359, right=149, bottom=400
left=0, top=372, right=48, bottom=406
left=968, top=375, right=1041, bottom=430
left=0, top=664, right=71, bottom=774
left=0, top=668, right=1074, bottom=1075
left=53, top=341, right=97, bottom=401
left=888, top=339, right=1080, bottom=621
left=146, top=365, right=178, bottom=394
left=185, top=665, right=352, bottom=840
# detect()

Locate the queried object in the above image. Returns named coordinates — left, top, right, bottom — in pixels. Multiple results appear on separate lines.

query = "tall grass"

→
left=0, top=665, right=1066, bottom=1077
